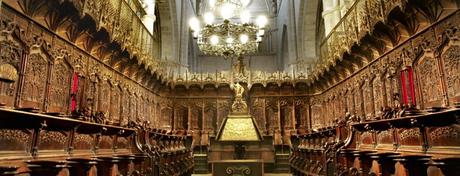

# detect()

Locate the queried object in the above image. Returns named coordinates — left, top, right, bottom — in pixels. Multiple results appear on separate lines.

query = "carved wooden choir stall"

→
left=0, top=0, right=192, bottom=175
left=289, top=0, right=460, bottom=176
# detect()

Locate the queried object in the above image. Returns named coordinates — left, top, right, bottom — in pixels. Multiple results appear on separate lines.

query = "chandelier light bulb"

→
left=210, top=35, right=219, bottom=45
left=192, top=31, right=199, bottom=38
left=257, top=29, right=265, bottom=36
left=256, top=36, right=262, bottom=42
left=189, top=17, right=200, bottom=31
left=204, top=12, right=215, bottom=25
left=209, top=0, right=216, bottom=8
left=239, top=34, right=249, bottom=44
left=240, top=11, right=251, bottom=24
left=226, top=37, right=234, bottom=44
left=220, top=3, right=235, bottom=19
left=256, top=15, right=268, bottom=28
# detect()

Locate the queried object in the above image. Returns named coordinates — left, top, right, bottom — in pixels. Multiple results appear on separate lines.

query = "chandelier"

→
left=189, top=0, right=267, bottom=59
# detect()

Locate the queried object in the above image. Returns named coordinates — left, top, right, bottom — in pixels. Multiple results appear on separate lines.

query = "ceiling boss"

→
left=189, top=0, right=267, bottom=72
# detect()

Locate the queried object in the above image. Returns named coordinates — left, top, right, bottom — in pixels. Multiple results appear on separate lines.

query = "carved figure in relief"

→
left=204, top=104, right=216, bottom=132
left=230, top=82, right=248, bottom=113
left=252, top=99, right=266, bottom=133
left=418, top=57, right=442, bottom=107
left=50, top=62, right=71, bottom=111
left=443, top=45, right=460, bottom=101
left=23, top=54, right=48, bottom=106
left=231, top=82, right=244, bottom=98
left=392, top=93, right=402, bottom=118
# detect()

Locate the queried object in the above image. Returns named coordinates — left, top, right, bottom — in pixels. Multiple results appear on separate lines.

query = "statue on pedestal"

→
left=230, top=82, right=248, bottom=113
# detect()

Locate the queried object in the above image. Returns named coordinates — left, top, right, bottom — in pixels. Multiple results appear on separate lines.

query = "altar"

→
left=211, top=159, right=264, bottom=176
left=207, top=82, right=275, bottom=173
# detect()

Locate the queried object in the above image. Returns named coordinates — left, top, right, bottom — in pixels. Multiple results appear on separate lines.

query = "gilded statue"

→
left=231, top=82, right=245, bottom=98
left=230, top=82, right=248, bottom=113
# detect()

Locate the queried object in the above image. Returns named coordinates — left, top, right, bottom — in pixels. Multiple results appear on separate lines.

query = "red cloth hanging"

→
left=400, top=70, right=408, bottom=105
left=71, top=72, right=79, bottom=111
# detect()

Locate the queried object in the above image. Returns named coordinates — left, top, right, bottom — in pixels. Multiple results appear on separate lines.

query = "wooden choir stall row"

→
left=0, top=108, right=193, bottom=176
left=289, top=1, right=460, bottom=175
left=289, top=107, right=460, bottom=176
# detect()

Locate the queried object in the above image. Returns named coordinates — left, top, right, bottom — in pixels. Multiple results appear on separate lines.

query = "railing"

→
left=72, top=0, right=160, bottom=65
left=170, top=69, right=310, bottom=87
left=317, top=0, right=404, bottom=74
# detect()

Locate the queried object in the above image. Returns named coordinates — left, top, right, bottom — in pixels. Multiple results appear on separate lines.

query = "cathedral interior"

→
left=0, top=0, right=459, bottom=175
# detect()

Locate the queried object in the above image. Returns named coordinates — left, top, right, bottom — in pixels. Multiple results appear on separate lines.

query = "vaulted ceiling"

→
left=155, top=0, right=322, bottom=73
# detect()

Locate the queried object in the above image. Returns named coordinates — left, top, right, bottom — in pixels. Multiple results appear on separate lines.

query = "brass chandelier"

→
left=189, top=0, right=267, bottom=59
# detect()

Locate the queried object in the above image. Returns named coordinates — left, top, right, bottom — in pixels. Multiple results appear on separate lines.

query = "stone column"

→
left=142, top=0, right=156, bottom=34
left=322, top=0, right=341, bottom=35
left=339, top=0, right=355, bottom=18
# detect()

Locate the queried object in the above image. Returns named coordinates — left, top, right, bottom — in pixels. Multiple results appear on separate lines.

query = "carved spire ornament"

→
left=216, top=81, right=262, bottom=142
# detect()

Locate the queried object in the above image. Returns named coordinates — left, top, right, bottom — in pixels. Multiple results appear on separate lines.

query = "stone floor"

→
left=192, top=174, right=292, bottom=176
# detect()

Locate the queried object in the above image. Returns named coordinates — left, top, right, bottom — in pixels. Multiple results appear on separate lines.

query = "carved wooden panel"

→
left=428, top=126, right=460, bottom=148
left=359, top=131, right=374, bottom=146
left=364, top=79, right=375, bottom=119
left=98, top=80, right=111, bottom=117
left=189, top=104, right=202, bottom=130
left=376, top=130, right=394, bottom=150
left=48, top=58, right=72, bottom=113
left=130, top=94, right=137, bottom=122
left=116, top=137, right=131, bottom=151
left=38, top=130, right=68, bottom=151
left=155, top=103, right=161, bottom=128
left=0, top=129, right=32, bottom=152
left=340, top=91, right=348, bottom=118
left=21, top=51, right=50, bottom=110
left=111, top=85, right=122, bottom=124
left=441, top=45, right=460, bottom=104
left=136, top=95, right=144, bottom=121
left=373, top=76, right=384, bottom=116
left=280, top=98, right=293, bottom=129
left=251, top=98, right=266, bottom=133
left=160, top=103, right=173, bottom=129
left=98, top=135, right=114, bottom=150
left=354, top=85, right=365, bottom=117
left=310, top=98, right=322, bottom=129
left=121, top=91, right=130, bottom=126
left=348, top=89, right=355, bottom=115
left=415, top=55, right=443, bottom=108
left=265, top=98, right=278, bottom=133
left=295, top=98, right=310, bottom=131
left=139, top=96, right=145, bottom=122
left=217, top=99, right=230, bottom=132
left=73, top=133, right=94, bottom=150
left=174, top=104, right=188, bottom=131
left=0, top=28, right=23, bottom=107
left=85, top=75, right=99, bottom=112
left=204, top=100, right=216, bottom=132
left=397, top=128, right=423, bottom=147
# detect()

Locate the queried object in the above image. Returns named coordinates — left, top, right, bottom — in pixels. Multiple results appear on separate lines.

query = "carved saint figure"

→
left=230, top=82, right=248, bottom=113
left=231, top=82, right=244, bottom=98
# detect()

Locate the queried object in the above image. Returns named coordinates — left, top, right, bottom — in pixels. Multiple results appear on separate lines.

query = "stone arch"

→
left=157, top=0, right=177, bottom=60
left=298, top=0, right=320, bottom=64
left=280, top=24, right=288, bottom=71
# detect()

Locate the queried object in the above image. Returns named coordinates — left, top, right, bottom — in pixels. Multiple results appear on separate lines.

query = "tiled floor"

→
left=192, top=174, right=292, bottom=176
